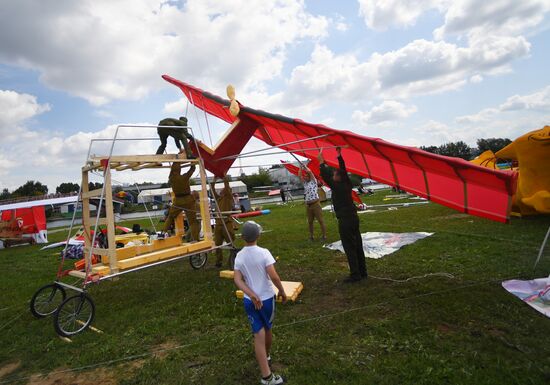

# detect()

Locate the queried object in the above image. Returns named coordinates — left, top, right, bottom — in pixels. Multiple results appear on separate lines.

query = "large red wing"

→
left=163, top=75, right=517, bottom=223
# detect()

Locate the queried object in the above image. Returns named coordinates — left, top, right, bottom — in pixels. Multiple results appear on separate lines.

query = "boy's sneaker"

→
left=260, top=373, right=284, bottom=385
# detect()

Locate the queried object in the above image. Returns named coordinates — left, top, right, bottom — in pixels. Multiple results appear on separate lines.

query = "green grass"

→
left=1, top=190, right=550, bottom=384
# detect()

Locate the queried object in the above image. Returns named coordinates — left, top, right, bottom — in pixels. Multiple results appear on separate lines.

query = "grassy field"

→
left=1, top=190, right=550, bottom=384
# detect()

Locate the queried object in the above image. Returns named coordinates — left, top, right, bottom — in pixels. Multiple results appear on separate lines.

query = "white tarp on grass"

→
left=502, top=278, right=550, bottom=318
left=324, top=232, right=433, bottom=259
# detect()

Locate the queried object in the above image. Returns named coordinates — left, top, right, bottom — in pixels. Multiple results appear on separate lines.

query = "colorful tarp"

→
left=162, top=75, right=517, bottom=223
left=324, top=231, right=433, bottom=259
left=502, top=278, right=550, bottom=318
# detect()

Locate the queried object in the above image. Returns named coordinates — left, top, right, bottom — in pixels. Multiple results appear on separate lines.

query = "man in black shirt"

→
left=318, top=147, right=367, bottom=283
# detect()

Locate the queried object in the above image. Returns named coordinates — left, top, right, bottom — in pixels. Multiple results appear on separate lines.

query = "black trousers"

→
left=337, top=213, right=367, bottom=279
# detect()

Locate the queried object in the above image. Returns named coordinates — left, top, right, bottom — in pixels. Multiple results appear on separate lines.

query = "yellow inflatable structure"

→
left=495, top=126, right=550, bottom=215
left=470, top=150, right=498, bottom=169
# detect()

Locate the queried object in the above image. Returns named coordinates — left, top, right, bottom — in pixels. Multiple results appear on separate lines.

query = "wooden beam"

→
left=117, top=245, right=190, bottom=270
left=83, top=247, right=113, bottom=257
left=115, top=162, right=140, bottom=171
left=80, top=170, right=92, bottom=263
left=91, top=264, right=110, bottom=275
left=103, top=167, right=118, bottom=274
left=198, top=161, right=213, bottom=242
left=68, top=270, right=87, bottom=279
left=90, top=154, right=199, bottom=164
left=236, top=281, right=304, bottom=302
left=82, top=189, right=103, bottom=199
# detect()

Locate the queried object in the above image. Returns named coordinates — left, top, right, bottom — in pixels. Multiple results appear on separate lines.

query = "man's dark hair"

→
left=179, top=116, right=188, bottom=125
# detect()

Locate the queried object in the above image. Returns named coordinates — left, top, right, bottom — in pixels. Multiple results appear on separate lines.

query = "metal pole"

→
left=289, top=152, right=307, bottom=168
left=533, top=225, right=550, bottom=274
left=217, top=134, right=330, bottom=160
left=228, top=145, right=348, bottom=159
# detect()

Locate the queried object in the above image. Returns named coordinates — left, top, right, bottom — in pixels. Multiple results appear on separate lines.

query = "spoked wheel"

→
left=189, top=252, right=208, bottom=269
left=30, top=283, right=67, bottom=318
left=53, top=293, right=95, bottom=337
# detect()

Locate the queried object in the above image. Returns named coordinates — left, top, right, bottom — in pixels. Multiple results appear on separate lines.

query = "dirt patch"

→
left=436, top=323, right=456, bottom=334
left=151, top=340, right=180, bottom=359
left=0, top=361, right=21, bottom=379
left=26, top=367, right=117, bottom=385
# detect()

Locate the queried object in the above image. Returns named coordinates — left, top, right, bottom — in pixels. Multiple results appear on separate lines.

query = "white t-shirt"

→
left=234, top=245, right=276, bottom=301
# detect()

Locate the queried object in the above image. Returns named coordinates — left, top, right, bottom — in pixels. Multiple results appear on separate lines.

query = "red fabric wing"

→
left=163, top=75, right=517, bottom=223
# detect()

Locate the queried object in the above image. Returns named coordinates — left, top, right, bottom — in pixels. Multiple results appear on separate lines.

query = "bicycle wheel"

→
left=53, top=294, right=95, bottom=337
left=30, top=283, right=67, bottom=318
left=189, top=252, right=208, bottom=269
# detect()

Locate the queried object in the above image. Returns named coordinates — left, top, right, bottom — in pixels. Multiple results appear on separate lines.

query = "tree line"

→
left=0, top=181, right=101, bottom=201
left=420, top=138, right=511, bottom=160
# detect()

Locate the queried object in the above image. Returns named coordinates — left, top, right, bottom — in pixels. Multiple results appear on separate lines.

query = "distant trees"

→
left=420, top=138, right=511, bottom=160
left=88, top=182, right=103, bottom=191
left=56, top=182, right=79, bottom=194
left=0, top=188, right=10, bottom=200
left=11, top=181, right=48, bottom=197
left=240, top=168, right=273, bottom=189
left=476, top=138, right=512, bottom=155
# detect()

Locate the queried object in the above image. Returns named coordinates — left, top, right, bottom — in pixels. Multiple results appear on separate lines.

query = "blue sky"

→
left=0, top=0, right=549, bottom=191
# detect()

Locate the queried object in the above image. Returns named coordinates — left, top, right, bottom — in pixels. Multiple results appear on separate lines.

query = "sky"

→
left=0, top=0, right=549, bottom=192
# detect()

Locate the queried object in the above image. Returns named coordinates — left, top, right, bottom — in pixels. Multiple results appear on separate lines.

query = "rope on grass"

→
left=0, top=312, right=26, bottom=332
left=370, top=272, right=455, bottom=283
left=0, top=279, right=82, bottom=332
left=0, top=275, right=512, bottom=384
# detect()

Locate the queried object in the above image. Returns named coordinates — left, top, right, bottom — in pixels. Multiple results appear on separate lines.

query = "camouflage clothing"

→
left=156, top=117, right=193, bottom=157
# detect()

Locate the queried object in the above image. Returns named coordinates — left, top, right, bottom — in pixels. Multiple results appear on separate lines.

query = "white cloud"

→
left=455, top=108, right=499, bottom=124
left=0, top=90, right=50, bottom=136
left=434, top=0, right=550, bottom=40
left=456, top=84, right=550, bottom=125
left=335, top=22, right=349, bottom=32
left=353, top=100, right=417, bottom=126
left=0, top=121, right=169, bottom=191
left=470, top=74, right=483, bottom=83
left=358, top=0, right=449, bottom=31
left=277, top=34, right=529, bottom=113
left=499, top=85, right=550, bottom=111
left=163, top=98, right=188, bottom=114
left=0, top=0, right=329, bottom=105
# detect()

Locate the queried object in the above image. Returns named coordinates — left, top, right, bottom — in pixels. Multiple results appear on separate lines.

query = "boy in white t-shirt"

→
left=234, top=221, right=287, bottom=385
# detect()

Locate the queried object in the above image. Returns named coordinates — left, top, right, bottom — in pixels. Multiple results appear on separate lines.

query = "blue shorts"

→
left=243, top=296, right=275, bottom=334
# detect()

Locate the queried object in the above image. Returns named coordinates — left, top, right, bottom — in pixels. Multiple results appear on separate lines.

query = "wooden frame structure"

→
left=68, top=154, right=214, bottom=281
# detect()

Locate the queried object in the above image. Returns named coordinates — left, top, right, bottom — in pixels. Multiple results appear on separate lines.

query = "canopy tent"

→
left=0, top=206, right=48, bottom=243
left=162, top=75, right=517, bottom=223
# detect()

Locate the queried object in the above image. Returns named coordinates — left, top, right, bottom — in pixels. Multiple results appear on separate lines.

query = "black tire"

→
left=30, top=283, right=67, bottom=318
left=189, top=252, right=208, bottom=269
left=53, top=293, right=95, bottom=337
